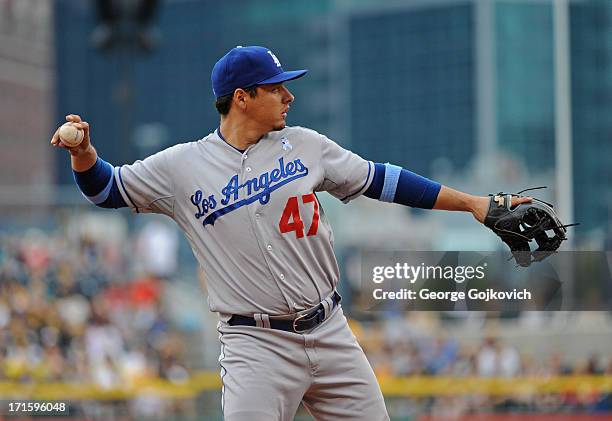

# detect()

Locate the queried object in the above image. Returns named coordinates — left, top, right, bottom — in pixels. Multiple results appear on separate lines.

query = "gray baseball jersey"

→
left=114, top=126, right=373, bottom=316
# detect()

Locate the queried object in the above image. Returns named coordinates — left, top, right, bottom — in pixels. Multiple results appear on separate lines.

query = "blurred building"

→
left=570, top=0, right=612, bottom=233
left=493, top=0, right=612, bottom=234
left=350, top=0, right=610, bottom=234
left=51, top=0, right=333, bottom=184
left=50, top=0, right=611, bottom=239
left=0, top=0, right=54, bottom=210
left=349, top=2, right=476, bottom=176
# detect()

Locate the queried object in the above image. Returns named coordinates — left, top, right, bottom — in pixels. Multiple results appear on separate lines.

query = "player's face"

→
left=249, top=83, right=295, bottom=131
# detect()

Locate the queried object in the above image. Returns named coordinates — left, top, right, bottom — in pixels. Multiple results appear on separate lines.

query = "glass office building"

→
left=349, top=4, right=475, bottom=176
left=54, top=0, right=610, bottom=237
left=570, top=0, right=612, bottom=232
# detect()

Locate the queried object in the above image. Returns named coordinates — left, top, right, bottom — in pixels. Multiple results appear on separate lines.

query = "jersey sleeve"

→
left=114, top=148, right=175, bottom=216
left=317, top=133, right=374, bottom=203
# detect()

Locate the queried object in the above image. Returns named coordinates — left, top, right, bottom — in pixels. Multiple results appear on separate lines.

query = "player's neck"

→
left=219, top=117, right=266, bottom=151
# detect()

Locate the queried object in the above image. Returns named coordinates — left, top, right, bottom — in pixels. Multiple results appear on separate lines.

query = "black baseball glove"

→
left=484, top=187, right=577, bottom=267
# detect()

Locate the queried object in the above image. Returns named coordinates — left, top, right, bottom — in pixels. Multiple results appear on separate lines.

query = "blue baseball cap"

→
left=211, top=46, right=308, bottom=98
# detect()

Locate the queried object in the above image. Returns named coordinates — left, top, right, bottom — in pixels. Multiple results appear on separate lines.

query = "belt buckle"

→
left=292, top=312, right=309, bottom=333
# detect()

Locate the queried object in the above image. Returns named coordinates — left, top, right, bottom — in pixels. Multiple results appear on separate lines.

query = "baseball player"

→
left=51, top=46, right=531, bottom=421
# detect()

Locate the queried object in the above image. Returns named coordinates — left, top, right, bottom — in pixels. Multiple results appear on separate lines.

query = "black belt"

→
left=228, top=291, right=341, bottom=333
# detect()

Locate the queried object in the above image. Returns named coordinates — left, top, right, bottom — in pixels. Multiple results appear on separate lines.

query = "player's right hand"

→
left=50, top=114, right=92, bottom=156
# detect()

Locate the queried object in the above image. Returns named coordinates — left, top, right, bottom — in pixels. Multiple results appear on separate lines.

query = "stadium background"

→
left=1, top=0, right=611, bottom=420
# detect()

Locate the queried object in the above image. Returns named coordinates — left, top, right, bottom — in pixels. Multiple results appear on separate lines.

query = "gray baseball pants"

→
left=217, top=305, right=389, bottom=421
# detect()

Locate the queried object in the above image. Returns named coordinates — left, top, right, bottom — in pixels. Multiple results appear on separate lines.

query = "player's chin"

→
left=271, top=120, right=287, bottom=131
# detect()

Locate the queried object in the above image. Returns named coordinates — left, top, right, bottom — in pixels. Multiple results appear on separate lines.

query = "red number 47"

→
left=279, top=193, right=319, bottom=238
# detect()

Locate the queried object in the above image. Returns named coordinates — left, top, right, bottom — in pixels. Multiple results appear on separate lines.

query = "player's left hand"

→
left=471, top=195, right=532, bottom=224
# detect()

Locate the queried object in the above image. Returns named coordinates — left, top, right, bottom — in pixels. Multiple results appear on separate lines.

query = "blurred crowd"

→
left=0, top=223, right=194, bottom=419
left=352, top=314, right=612, bottom=416
left=358, top=319, right=612, bottom=378
left=0, top=227, right=194, bottom=418
left=1, top=227, right=611, bottom=419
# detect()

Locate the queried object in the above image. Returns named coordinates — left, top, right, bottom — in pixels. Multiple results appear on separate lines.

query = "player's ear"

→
left=233, top=88, right=249, bottom=111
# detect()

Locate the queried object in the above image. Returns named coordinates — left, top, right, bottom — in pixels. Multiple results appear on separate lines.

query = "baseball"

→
left=58, top=122, right=84, bottom=147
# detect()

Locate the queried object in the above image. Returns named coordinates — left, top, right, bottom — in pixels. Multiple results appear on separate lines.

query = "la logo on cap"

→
left=267, top=50, right=282, bottom=68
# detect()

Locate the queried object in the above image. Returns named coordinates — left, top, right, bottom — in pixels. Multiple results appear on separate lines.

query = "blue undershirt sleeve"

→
left=72, top=157, right=127, bottom=209
left=363, top=163, right=386, bottom=199
left=363, top=162, right=441, bottom=209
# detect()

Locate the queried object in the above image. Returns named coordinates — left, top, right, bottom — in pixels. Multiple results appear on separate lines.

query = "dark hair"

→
left=215, top=86, right=258, bottom=115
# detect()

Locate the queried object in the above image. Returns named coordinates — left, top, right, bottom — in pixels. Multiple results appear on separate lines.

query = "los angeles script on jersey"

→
left=190, top=157, right=308, bottom=226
